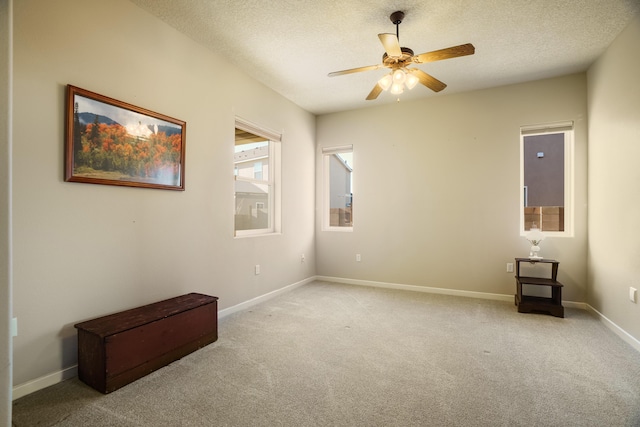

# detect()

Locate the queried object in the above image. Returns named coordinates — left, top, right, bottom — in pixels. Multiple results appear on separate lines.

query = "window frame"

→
left=519, top=121, right=574, bottom=237
left=234, top=117, right=281, bottom=238
left=322, top=145, right=353, bottom=232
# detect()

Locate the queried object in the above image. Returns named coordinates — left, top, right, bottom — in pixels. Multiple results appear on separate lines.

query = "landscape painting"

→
left=65, top=85, right=186, bottom=190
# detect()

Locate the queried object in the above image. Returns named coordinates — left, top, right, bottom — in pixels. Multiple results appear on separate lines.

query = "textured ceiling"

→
left=129, top=0, right=639, bottom=115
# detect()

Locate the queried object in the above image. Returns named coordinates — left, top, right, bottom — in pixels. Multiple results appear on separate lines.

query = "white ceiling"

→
left=129, top=0, right=639, bottom=115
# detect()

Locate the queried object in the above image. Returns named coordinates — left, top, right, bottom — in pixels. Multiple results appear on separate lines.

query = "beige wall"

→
left=1, top=0, right=13, bottom=419
left=12, top=0, right=316, bottom=387
left=587, top=15, right=640, bottom=341
left=316, top=74, right=588, bottom=300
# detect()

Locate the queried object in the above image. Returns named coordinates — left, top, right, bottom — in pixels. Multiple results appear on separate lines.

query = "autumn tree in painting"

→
left=73, top=109, right=182, bottom=184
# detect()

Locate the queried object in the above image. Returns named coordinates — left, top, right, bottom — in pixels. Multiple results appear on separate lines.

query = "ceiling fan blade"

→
left=408, top=69, right=447, bottom=92
left=414, top=43, right=475, bottom=64
left=366, top=83, right=384, bottom=100
left=378, top=33, right=402, bottom=58
left=328, top=64, right=382, bottom=77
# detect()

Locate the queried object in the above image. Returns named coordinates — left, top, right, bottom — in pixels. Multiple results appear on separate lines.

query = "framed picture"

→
left=65, top=85, right=186, bottom=190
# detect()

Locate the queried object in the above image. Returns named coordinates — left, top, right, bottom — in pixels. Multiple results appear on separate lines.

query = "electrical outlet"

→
left=506, top=263, right=514, bottom=273
left=255, top=265, right=260, bottom=275
left=630, top=287, right=637, bottom=303
left=356, top=254, right=361, bottom=262
left=301, top=254, right=305, bottom=263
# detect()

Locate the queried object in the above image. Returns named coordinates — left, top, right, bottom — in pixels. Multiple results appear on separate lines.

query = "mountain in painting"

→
left=77, top=112, right=181, bottom=137
left=77, top=112, right=119, bottom=126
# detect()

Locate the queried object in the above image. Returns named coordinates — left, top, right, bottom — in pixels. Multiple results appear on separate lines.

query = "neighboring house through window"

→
left=520, top=121, right=573, bottom=236
left=234, top=118, right=281, bottom=237
left=322, top=145, right=353, bottom=230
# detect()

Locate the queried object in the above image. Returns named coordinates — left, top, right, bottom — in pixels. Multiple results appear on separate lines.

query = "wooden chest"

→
left=74, top=293, right=218, bottom=393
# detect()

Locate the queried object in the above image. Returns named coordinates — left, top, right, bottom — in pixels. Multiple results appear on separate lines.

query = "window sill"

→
left=234, top=231, right=281, bottom=239
left=322, top=227, right=353, bottom=233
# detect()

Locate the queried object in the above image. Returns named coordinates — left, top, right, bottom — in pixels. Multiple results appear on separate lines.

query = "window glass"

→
left=520, top=123, right=573, bottom=235
left=234, top=125, right=278, bottom=236
left=323, top=146, right=353, bottom=229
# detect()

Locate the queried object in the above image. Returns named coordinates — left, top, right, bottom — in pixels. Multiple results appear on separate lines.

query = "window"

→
left=323, top=145, right=353, bottom=230
left=253, top=162, right=263, bottom=180
left=234, top=118, right=281, bottom=237
left=520, top=122, right=573, bottom=236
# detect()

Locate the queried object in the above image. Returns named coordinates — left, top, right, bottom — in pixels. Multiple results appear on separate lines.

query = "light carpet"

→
left=12, top=281, right=640, bottom=426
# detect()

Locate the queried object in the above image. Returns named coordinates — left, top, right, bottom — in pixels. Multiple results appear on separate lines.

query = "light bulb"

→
left=378, top=74, right=393, bottom=91
left=390, top=83, right=404, bottom=95
left=392, top=69, right=406, bottom=84
left=405, top=73, right=419, bottom=90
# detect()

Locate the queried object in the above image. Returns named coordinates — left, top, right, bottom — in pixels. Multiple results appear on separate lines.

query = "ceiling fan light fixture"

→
left=378, top=74, right=393, bottom=91
left=390, top=82, right=404, bottom=95
left=405, top=72, right=419, bottom=90
left=392, top=69, right=406, bottom=84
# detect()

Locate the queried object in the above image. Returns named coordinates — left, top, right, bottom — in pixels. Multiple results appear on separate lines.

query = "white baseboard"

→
left=317, top=275, right=516, bottom=302
left=564, top=301, right=587, bottom=309
left=316, top=276, right=589, bottom=309
left=218, top=276, right=316, bottom=319
left=13, top=365, right=77, bottom=401
left=586, top=304, right=640, bottom=353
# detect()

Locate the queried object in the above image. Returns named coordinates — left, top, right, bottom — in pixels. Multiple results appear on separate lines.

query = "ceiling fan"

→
left=328, top=11, right=475, bottom=100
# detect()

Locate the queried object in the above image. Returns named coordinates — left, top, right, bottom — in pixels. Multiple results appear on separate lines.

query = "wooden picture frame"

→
left=65, top=85, right=186, bottom=190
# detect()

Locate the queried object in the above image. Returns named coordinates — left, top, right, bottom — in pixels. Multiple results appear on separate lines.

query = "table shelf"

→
left=514, top=258, right=564, bottom=318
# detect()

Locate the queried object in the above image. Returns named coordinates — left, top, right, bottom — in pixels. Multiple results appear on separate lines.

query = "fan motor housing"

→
left=382, top=47, right=414, bottom=67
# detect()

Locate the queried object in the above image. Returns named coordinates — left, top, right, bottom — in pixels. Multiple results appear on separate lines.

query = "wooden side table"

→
left=514, top=258, right=564, bottom=318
